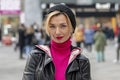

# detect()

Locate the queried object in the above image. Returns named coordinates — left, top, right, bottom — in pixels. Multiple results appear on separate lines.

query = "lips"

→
left=56, top=36, right=63, bottom=40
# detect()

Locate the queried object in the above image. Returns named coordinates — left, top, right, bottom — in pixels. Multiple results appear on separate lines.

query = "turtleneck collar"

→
left=50, top=38, right=71, bottom=50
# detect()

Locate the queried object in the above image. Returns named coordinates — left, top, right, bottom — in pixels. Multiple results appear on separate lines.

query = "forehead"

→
left=50, top=14, right=68, bottom=24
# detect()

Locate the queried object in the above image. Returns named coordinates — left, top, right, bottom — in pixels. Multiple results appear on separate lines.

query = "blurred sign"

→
left=96, top=3, right=110, bottom=9
left=0, top=0, right=21, bottom=14
left=41, top=0, right=120, bottom=4
left=77, top=0, right=93, bottom=5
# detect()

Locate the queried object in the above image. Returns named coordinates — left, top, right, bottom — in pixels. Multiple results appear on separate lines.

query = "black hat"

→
left=47, top=4, right=76, bottom=32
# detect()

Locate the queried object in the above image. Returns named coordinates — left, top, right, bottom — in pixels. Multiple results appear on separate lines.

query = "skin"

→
left=48, top=14, right=72, bottom=43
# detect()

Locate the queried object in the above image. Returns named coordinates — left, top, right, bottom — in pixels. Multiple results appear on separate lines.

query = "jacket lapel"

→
left=35, top=45, right=53, bottom=66
left=68, top=47, right=81, bottom=64
left=67, top=59, right=80, bottom=73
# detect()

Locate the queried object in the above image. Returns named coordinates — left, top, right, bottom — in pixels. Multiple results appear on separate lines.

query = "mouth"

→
left=56, top=36, right=63, bottom=40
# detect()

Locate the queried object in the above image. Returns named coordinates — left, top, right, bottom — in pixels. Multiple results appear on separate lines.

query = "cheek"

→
left=65, top=30, right=71, bottom=37
left=67, top=28, right=72, bottom=34
left=48, top=30, right=54, bottom=37
left=48, top=28, right=53, bottom=35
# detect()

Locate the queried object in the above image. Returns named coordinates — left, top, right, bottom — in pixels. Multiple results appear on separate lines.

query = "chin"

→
left=54, top=40, right=64, bottom=43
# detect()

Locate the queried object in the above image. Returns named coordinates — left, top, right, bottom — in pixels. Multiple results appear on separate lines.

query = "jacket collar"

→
left=67, top=59, right=80, bottom=73
left=35, top=45, right=82, bottom=68
left=35, top=45, right=52, bottom=66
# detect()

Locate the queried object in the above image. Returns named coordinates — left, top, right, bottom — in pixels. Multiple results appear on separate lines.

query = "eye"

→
left=60, top=24, right=67, bottom=28
left=49, top=25, right=55, bottom=28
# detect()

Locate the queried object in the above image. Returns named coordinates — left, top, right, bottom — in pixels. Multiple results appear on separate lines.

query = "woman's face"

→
left=48, top=14, right=71, bottom=43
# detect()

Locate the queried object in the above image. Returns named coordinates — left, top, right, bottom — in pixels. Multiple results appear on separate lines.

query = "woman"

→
left=22, top=4, right=91, bottom=80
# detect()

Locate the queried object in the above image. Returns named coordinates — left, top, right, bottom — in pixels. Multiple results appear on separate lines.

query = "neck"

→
left=50, top=38, right=71, bottom=50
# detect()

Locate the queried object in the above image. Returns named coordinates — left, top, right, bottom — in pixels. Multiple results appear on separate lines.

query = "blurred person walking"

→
left=0, top=26, right=2, bottom=46
left=44, top=33, right=50, bottom=45
left=84, top=27, right=94, bottom=52
left=94, top=27, right=107, bottom=62
left=25, top=26, right=35, bottom=56
left=115, top=28, right=120, bottom=63
left=22, top=4, right=91, bottom=80
left=34, top=28, right=45, bottom=45
left=74, top=24, right=84, bottom=47
left=18, top=24, right=26, bottom=59
left=102, top=26, right=114, bottom=41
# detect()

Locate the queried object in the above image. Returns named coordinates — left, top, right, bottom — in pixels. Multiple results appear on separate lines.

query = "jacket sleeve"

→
left=81, top=58, right=91, bottom=80
left=22, top=49, right=42, bottom=80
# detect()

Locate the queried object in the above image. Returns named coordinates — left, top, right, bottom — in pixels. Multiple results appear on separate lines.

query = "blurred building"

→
left=41, top=0, right=120, bottom=35
left=0, top=0, right=120, bottom=45
left=0, top=0, right=22, bottom=45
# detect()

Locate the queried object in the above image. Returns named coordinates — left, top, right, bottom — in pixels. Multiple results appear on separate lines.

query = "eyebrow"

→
left=50, top=22, right=67, bottom=25
left=49, top=23, right=53, bottom=25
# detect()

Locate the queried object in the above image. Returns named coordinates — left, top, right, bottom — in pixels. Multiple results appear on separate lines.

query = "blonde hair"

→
left=44, top=11, right=73, bottom=36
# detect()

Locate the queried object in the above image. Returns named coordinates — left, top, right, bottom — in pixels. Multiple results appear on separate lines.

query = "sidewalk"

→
left=83, top=41, right=120, bottom=80
left=0, top=43, right=120, bottom=80
left=0, top=45, right=26, bottom=80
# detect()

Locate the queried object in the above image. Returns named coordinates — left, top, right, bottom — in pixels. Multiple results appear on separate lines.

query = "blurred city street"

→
left=0, top=0, right=120, bottom=80
left=0, top=41, right=120, bottom=80
left=84, top=41, right=120, bottom=80
left=0, top=44, right=26, bottom=80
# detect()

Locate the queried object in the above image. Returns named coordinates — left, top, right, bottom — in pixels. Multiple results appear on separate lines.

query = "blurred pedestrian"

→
left=94, top=27, right=107, bottom=62
left=115, top=28, right=120, bottom=63
left=44, top=33, right=50, bottom=45
left=0, top=26, right=2, bottom=46
left=74, top=24, right=84, bottom=47
left=25, top=26, right=34, bottom=56
left=22, top=4, right=91, bottom=80
left=18, top=24, right=26, bottom=59
left=84, top=27, right=94, bottom=52
left=34, top=28, right=45, bottom=45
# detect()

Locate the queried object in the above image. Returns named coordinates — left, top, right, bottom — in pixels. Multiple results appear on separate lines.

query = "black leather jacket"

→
left=22, top=45, right=91, bottom=80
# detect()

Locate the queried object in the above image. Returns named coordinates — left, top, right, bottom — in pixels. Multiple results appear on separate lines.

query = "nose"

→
left=56, top=27, right=61, bottom=35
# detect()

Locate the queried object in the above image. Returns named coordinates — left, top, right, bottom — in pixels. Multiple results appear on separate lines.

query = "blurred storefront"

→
left=67, top=3, right=119, bottom=32
left=1, top=0, right=120, bottom=45
left=0, top=0, right=21, bottom=45
left=41, top=0, right=120, bottom=36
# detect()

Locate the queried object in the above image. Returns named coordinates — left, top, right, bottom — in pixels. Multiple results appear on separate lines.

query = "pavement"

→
left=83, top=41, right=120, bottom=80
left=0, top=44, right=26, bottom=80
left=0, top=41, right=120, bottom=80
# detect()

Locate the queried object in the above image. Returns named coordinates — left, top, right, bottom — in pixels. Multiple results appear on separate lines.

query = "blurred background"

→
left=0, top=0, right=120, bottom=80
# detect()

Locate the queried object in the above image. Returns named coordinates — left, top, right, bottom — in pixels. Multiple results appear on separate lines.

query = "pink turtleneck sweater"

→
left=50, top=38, right=71, bottom=80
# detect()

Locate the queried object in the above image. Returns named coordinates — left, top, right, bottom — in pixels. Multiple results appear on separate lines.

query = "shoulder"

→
left=76, top=54, right=90, bottom=67
left=71, top=46, right=89, bottom=61
left=29, top=45, right=50, bottom=57
left=77, top=54, right=89, bottom=61
left=26, top=45, right=50, bottom=64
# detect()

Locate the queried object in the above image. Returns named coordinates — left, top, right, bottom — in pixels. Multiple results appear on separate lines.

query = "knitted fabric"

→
left=50, top=38, right=71, bottom=80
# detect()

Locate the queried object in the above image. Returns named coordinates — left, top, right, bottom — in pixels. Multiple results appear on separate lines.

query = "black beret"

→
left=47, top=4, right=76, bottom=32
